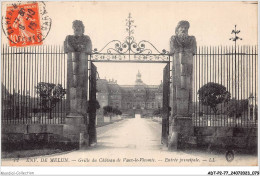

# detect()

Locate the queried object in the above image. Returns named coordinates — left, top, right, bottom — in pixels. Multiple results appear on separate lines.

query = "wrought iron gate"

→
left=88, top=62, right=97, bottom=145
left=88, top=13, right=171, bottom=146
left=161, top=63, right=170, bottom=145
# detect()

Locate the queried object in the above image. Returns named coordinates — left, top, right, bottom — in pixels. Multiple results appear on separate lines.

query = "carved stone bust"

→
left=170, top=20, right=196, bottom=55
left=64, top=20, right=92, bottom=53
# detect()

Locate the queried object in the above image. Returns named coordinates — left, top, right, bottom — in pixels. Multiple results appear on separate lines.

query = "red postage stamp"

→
left=5, top=2, right=43, bottom=47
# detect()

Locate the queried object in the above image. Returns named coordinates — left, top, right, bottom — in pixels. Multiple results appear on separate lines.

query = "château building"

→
left=96, top=71, right=163, bottom=117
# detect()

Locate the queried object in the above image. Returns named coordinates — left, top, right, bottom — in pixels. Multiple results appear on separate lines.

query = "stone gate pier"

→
left=63, top=20, right=92, bottom=148
left=168, top=21, right=197, bottom=149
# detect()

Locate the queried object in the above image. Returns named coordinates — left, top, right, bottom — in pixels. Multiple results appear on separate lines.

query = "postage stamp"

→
left=3, top=2, right=51, bottom=47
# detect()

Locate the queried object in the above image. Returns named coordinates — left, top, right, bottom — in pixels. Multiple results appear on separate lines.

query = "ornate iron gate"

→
left=161, top=63, right=170, bottom=145
left=88, top=62, right=97, bottom=145
left=88, top=13, right=171, bottom=146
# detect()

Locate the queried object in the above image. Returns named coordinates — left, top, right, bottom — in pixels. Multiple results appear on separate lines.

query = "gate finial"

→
left=229, top=25, right=242, bottom=52
left=92, top=14, right=169, bottom=56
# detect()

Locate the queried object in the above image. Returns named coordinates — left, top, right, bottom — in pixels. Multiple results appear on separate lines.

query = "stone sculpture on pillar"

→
left=170, top=20, right=196, bottom=117
left=169, top=21, right=196, bottom=149
left=64, top=20, right=92, bottom=117
left=63, top=20, right=92, bottom=148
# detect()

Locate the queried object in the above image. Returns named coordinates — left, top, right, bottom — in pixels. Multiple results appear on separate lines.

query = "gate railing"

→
left=1, top=45, right=67, bottom=124
left=193, top=45, right=258, bottom=127
left=2, top=44, right=258, bottom=127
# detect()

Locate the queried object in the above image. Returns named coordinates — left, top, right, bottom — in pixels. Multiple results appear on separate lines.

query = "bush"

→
left=103, top=106, right=121, bottom=116
left=198, top=82, right=230, bottom=114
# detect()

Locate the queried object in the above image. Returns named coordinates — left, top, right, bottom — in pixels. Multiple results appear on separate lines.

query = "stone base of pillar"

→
left=168, top=116, right=194, bottom=150
left=63, top=116, right=89, bottom=149
left=79, top=132, right=89, bottom=149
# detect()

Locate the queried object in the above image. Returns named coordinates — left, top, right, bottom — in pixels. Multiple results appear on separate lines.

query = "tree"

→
left=225, top=99, right=248, bottom=118
left=198, top=82, right=230, bottom=114
left=255, top=106, right=258, bottom=120
left=153, top=108, right=162, bottom=117
left=103, top=105, right=114, bottom=120
left=35, top=82, right=66, bottom=119
left=249, top=104, right=258, bottom=121
left=103, top=106, right=122, bottom=120
left=113, top=108, right=122, bottom=115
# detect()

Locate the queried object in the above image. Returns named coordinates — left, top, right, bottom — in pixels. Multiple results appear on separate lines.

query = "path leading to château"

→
left=2, top=117, right=258, bottom=166
left=96, top=116, right=162, bottom=151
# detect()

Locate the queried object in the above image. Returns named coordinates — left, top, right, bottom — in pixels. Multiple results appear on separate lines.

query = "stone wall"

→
left=194, top=127, right=258, bottom=150
left=172, top=125, right=258, bottom=151
left=1, top=124, right=77, bottom=151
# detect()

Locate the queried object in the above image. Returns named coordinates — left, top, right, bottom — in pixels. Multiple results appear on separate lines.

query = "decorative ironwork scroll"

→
left=91, top=53, right=170, bottom=62
left=91, top=13, right=170, bottom=62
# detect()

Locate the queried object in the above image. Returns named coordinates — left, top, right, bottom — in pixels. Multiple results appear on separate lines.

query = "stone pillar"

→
left=63, top=20, right=92, bottom=149
left=168, top=21, right=197, bottom=149
left=66, top=51, right=89, bottom=117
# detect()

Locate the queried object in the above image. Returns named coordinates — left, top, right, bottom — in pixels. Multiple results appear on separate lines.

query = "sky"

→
left=1, top=1, right=258, bottom=85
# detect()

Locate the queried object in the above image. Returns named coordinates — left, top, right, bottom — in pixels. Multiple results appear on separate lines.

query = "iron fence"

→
left=1, top=45, right=67, bottom=124
left=1, top=44, right=258, bottom=127
left=193, top=46, right=258, bottom=127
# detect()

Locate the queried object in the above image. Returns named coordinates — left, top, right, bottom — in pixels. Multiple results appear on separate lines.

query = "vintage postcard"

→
left=1, top=0, right=259, bottom=175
